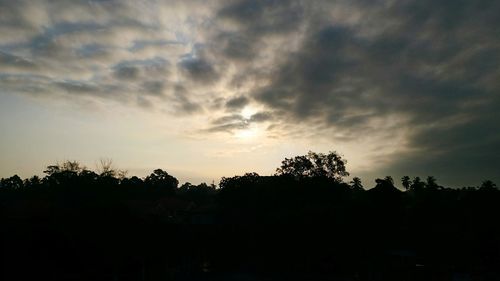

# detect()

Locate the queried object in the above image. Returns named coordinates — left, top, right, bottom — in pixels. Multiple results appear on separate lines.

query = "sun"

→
left=241, top=106, right=256, bottom=119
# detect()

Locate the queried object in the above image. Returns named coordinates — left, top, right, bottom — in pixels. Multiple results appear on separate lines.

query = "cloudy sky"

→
left=1, top=0, right=499, bottom=187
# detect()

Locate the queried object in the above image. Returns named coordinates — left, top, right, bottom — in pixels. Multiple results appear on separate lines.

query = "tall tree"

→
left=145, top=169, right=179, bottom=191
left=275, top=151, right=349, bottom=182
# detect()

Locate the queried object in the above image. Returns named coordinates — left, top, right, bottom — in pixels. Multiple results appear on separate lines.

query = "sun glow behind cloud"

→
left=234, top=126, right=259, bottom=140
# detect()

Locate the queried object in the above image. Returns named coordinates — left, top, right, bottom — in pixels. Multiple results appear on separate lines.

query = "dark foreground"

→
left=1, top=173, right=500, bottom=280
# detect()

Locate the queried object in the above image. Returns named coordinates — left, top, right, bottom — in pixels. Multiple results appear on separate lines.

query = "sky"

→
left=1, top=0, right=499, bottom=187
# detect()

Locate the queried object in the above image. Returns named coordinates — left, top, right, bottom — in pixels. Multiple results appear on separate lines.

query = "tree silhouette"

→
left=1, top=155, right=500, bottom=280
left=219, top=172, right=260, bottom=189
left=374, top=178, right=398, bottom=191
left=350, top=177, right=364, bottom=190
left=0, top=175, right=23, bottom=189
left=275, top=151, right=349, bottom=182
left=23, top=176, right=42, bottom=190
left=384, top=176, right=394, bottom=185
left=426, top=176, right=438, bottom=189
left=480, top=180, right=497, bottom=190
left=96, top=158, right=116, bottom=178
left=144, top=169, right=179, bottom=191
left=42, top=161, right=88, bottom=187
left=401, top=176, right=411, bottom=191
left=411, top=176, right=425, bottom=190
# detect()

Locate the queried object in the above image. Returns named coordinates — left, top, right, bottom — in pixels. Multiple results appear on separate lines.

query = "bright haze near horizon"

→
left=1, top=0, right=499, bottom=187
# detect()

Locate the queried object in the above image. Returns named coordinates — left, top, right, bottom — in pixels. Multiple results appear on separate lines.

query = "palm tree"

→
left=412, top=176, right=424, bottom=190
left=401, top=176, right=411, bottom=191
left=350, top=177, right=363, bottom=190
left=426, top=176, right=438, bottom=189
left=384, top=176, right=394, bottom=185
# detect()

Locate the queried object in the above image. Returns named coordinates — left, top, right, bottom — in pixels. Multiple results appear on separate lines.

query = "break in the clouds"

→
left=1, top=0, right=499, bottom=186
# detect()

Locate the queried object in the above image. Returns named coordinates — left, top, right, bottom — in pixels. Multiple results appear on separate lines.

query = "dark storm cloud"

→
left=213, top=0, right=306, bottom=63
left=215, top=0, right=500, bottom=184
left=255, top=24, right=366, bottom=123
left=384, top=114, right=500, bottom=186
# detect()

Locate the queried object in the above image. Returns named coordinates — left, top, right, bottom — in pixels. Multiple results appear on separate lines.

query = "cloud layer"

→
left=1, top=0, right=499, bottom=185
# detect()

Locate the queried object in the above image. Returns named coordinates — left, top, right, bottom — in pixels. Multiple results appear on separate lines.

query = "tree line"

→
left=1, top=152, right=499, bottom=280
left=1, top=151, right=495, bottom=192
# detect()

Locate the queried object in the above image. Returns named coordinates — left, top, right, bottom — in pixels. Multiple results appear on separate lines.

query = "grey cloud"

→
left=114, top=65, right=139, bottom=80
left=215, top=32, right=256, bottom=61
left=27, top=22, right=105, bottom=58
left=211, top=114, right=246, bottom=125
left=381, top=113, right=500, bottom=186
left=129, top=40, right=183, bottom=52
left=206, top=114, right=249, bottom=133
left=0, top=73, right=53, bottom=95
left=0, top=0, right=195, bottom=112
left=225, top=95, right=249, bottom=109
left=252, top=1, right=499, bottom=129
left=209, top=97, right=225, bottom=110
left=77, top=44, right=110, bottom=59
left=255, top=24, right=363, bottom=121
left=178, top=57, right=219, bottom=83
left=206, top=111, right=272, bottom=133
left=0, top=51, right=37, bottom=70
left=236, top=0, right=500, bottom=185
left=55, top=80, right=100, bottom=94
left=137, top=95, right=153, bottom=108
left=113, top=58, right=169, bottom=80
left=217, top=0, right=304, bottom=34
left=169, top=85, right=203, bottom=115
left=206, top=122, right=249, bottom=133
left=141, top=81, right=165, bottom=96
left=211, top=0, right=306, bottom=66
left=249, top=112, right=273, bottom=123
